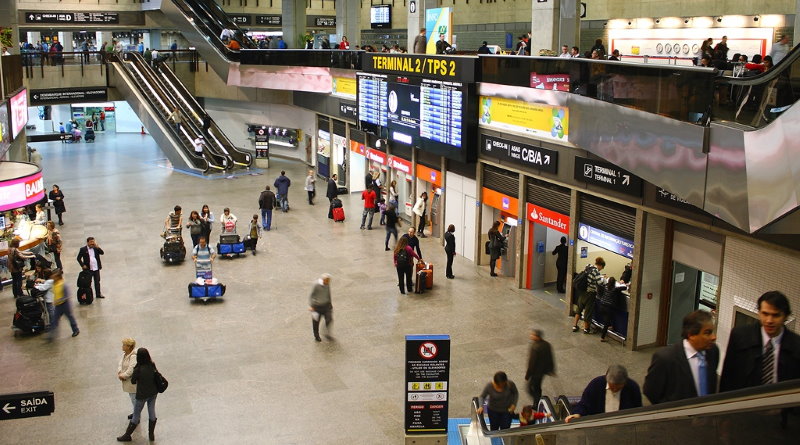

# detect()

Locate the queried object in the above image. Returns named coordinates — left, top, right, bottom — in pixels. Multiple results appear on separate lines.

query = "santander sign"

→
left=527, top=203, right=569, bottom=234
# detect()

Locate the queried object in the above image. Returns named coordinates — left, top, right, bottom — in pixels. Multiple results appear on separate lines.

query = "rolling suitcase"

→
left=416, top=262, right=434, bottom=289
left=332, top=207, right=345, bottom=222
left=76, top=270, right=94, bottom=304
left=220, top=234, right=240, bottom=244
left=414, top=270, right=427, bottom=294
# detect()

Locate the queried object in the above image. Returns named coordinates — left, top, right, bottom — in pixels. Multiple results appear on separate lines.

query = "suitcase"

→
left=217, top=243, right=232, bottom=255
left=331, top=198, right=343, bottom=208
left=220, top=234, right=240, bottom=244
left=77, top=270, right=93, bottom=288
left=337, top=186, right=348, bottom=195
left=231, top=242, right=246, bottom=254
left=416, top=262, right=434, bottom=289
left=161, top=240, right=186, bottom=263
left=414, top=270, right=427, bottom=294
left=77, top=287, right=94, bottom=305
left=332, top=207, right=345, bottom=222
left=188, top=283, right=226, bottom=298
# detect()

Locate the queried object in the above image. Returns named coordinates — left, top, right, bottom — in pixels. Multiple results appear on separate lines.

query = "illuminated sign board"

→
left=578, top=223, right=634, bottom=259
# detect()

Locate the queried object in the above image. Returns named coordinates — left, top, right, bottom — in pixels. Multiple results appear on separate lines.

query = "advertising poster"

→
left=479, top=96, right=569, bottom=143
left=316, top=129, right=331, bottom=157
left=530, top=73, right=571, bottom=92
left=0, top=101, right=10, bottom=157
left=10, top=89, right=29, bottom=140
left=425, top=8, right=453, bottom=55
left=405, top=335, right=450, bottom=435
left=331, top=77, right=357, bottom=100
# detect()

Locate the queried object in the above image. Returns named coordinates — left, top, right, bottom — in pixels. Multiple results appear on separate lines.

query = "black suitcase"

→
left=77, top=287, right=94, bottom=305
left=332, top=198, right=343, bottom=208
left=13, top=311, right=45, bottom=334
left=415, top=270, right=426, bottom=294
left=77, top=270, right=93, bottom=288
left=160, top=240, right=186, bottom=263
left=220, top=234, right=240, bottom=244
left=337, top=186, right=348, bottom=195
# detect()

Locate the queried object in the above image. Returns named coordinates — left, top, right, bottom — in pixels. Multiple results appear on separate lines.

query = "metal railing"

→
left=21, top=50, right=199, bottom=79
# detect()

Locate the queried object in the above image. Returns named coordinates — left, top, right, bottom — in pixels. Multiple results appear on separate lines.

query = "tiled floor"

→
left=0, top=133, right=652, bottom=444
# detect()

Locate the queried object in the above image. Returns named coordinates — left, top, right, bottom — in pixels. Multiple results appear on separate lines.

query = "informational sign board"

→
left=315, top=17, right=336, bottom=27
left=656, top=187, right=702, bottom=213
left=254, top=128, right=269, bottom=159
left=425, top=8, right=453, bottom=55
left=338, top=101, right=357, bottom=120
left=530, top=73, right=571, bottom=92
left=480, top=134, right=558, bottom=174
left=30, top=88, right=108, bottom=106
left=573, top=156, right=643, bottom=197
left=578, top=223, right=634, bottom=259
left=527, top=203, right=569, bottom=234
left=0, top=391, right=55, bottom=421
left=255, top=15, right=281, bottom=26
left=405, top=335, right=450, bottom=435
left=228, top=15, right=251, bottom=26
left=24, top=12, right=118, bottom=24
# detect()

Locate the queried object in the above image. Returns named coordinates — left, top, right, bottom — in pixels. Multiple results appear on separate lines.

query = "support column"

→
left=27, top=32, right=41, bottom=46
left=515, top=173, right=526, bottom=289
left=531, top=0, right=580, bottom=55
left=282, top=0, right=307, bottom=49
left=58, top=32, right=74, bottom=52
left=335, top=0, right=359, bottom=46
left=97, top=32, right=113, bottom=51
left=407, top=0, right=438, bottom=53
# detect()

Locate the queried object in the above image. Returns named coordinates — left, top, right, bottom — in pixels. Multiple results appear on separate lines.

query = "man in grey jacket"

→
left=309, top=273, right=333, bottom=342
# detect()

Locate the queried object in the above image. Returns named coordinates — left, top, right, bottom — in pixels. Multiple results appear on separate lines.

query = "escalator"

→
left=462, top=380, right=800, bottom=444
left=107, top=52, right=228, bottom=173
left=161, top=0, right=254, bottom=81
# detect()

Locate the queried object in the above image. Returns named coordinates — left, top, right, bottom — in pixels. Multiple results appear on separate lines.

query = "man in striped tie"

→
left=720, top=291, right=800, bottom=392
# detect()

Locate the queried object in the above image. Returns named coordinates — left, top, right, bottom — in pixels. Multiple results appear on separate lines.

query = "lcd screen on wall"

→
left=370, top=5, right=391, bottom=29
left=10, top=89, right=28, bottom=139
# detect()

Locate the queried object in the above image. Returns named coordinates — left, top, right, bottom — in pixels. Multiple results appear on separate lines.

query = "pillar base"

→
left=404, top=434, right=447, bottom=445
left=255, top=158, right=269, bottom=169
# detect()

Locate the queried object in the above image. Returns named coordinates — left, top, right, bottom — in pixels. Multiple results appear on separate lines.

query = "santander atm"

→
left=526, top=203, right=570, bottom=290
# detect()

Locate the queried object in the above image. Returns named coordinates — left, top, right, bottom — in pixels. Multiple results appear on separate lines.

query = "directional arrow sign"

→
left=0, top=391, right=55, bottom=421
left=622, top=174, right=630, bottom=186
left=480, top=135, right=558, bottom=174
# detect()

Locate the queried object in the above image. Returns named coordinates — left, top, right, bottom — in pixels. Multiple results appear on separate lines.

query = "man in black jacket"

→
left=258, top=185, right=276, bottom=231
left=643, top=310, right=719, bottom=404
left=77, top=237, right=105, bottom=298
left=565, top=365, right=641, bottom=422
left=435, top=34, right=451, bottom=55
left=552, top=236, right=568, bottom=293
left=326, top=174, right=338, bottom=204
left=720, top=291, right=800, bottom=391
left=525, top=328, right=555, bottom=407
left=444, top=224, right=456, bottom=279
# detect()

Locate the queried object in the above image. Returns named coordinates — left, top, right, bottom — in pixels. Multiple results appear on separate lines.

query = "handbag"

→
left=154, top=369, right=169, bottom=393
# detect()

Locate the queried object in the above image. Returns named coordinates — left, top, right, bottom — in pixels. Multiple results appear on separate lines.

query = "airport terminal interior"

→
left=1, top=0, right=800, bottom=444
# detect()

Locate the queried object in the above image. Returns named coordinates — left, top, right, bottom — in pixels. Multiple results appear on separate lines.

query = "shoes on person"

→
left=324, top=334, right=334, bottom=341
left=251, top=250, right=256, bottom=256
left=420, top=234, right=427, bottom=238
left=583, top=329, right=591, bottom=334
left=367, top=227, right=373, bottom=230
left=360, top=226, right=365, bottom=230
left=446, top=275, right=454, bottom=279
left=572, top=325, right=579, bottom=333
left=385, top=247, right=391, bottom=251
left=58, top=222, right=64, bottom=226
left=600, top=338, right=608, bottom=342
left=490, top=273, right=498, bottom=277
left=314, top=336, right=322, bottom=342
left=97, top=295, right=105, bottom=299
left=72, top=331, right=80, bottom=337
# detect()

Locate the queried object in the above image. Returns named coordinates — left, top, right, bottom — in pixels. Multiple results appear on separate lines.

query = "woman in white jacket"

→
left=412, top=192, right=429, bottom=238
left=117, top=338, right=138, bottom=419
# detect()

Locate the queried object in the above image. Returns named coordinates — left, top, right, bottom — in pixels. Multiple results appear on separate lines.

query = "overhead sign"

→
left=228, top=15, right=251, bottom=25
left=482, top=187, right=518, bottom=214
left=656, top=187, right=702, bottom=213
left=574, top=156, right=643, bottom=197
left=578, top=223, right=634, bottom=259
left=530, top=73, right=571, bottom=92
left=29, top=87, right=108, bottom=106
left=338, top=101, right=357, bottom=120
left=479, top=96, right=568, bottom=143
left=255, top=15, right=281, bottom=26
left=254, top=128, right=269, bottom=159
left=416, top=164, right=442, bottom=187
left=25, top=12, right=119, bottom=24
left=362, top=54, right=477, bottom=82
left=0, top=391, right=55, bottom=421
left=527, top=203, right=569, bottom=234
left=332, top=77, right=357, bottom=100
left=365, top=149, right=387, bottom=165
left=480, top=134, right=558, bottom=174
left=388, top=156, right=412, bottom=174
left=405, top=335, right=450, bottom=435
left=315, top=17, right=336, bottom=27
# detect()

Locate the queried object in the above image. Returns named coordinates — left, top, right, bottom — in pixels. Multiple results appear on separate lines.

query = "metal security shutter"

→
left=317, top=115, right=329, bottom=131
left=448, top=159, right=477, bottom=179
left=332, top=119, right=346, bottom=137
left=350, top=128, right=366, bottom=144
left=579, top=194, right=636, bottom=240
left=417, top=149, right=440, bottom=169
left=526, top=178, right=571, bottom=215
left=483, top=164, right=519, bottom=197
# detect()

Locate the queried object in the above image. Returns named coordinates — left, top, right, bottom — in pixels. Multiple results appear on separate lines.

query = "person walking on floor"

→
left=258, top=186, right=276, bottom=231
left=304, top=170, right=316, bottom=205
left=552, top=236, right=568, bottom=293
left=308, top=273, right=334, bottom=342
left=200, top=205, right=214, bottom=242
left=326, top=174, right=338, bottom=204
left=393, top=236, right=420, bottom=295
left=185, top=211, right=203, bottom=247
left=117, top=348, right=160, bottom=442
left=412, top=192, right=429, bottom=237
left=444, top=224, right=456, bottom=279
left=361, top=185, right=377, bottom=230
left=48, top=184, right=66, bottom=225
left=488, top=221, right=506, bottom=277
left=77, top=237, right=105, bottom=298
left=525, top=328, right=555, bottom=408
left=477, top=371, right=519, bottom=431
left=117, top=338, right=138, bottom=420
left=384, top=203, right=401, bottom=251
left=274, top=171, right=291, bottom=212
left=48, top=270, right=79, bottom=339
left=245, top=214, right=262, bottom=255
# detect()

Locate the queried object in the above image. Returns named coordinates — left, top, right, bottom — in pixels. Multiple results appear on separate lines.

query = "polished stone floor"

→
left=0, top=133, right=652, bottom=444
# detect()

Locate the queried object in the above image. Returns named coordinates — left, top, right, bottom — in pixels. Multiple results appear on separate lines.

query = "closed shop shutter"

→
left=526, top=177, right=570, bottom=216
left=332, top=119, right=346, bottom=137
left=579, top=194, right=636, bottom=240
left=483, top=164, right=519, bottom=197
left=317, top=115, right=329, bottom=131
left=350, top=128, right=366, bottom=144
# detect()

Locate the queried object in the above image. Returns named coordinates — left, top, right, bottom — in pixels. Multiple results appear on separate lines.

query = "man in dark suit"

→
left=720, top=291, right=800, bottom=391
left=643, top=310, right=719, bottom=404
left=443, top=224, right=456, bottom=279
left=326, top=174, right=338, bottom=204
left=551, top=236, right=568, bottom=293
left=77, top=237, right=105, bottom=298
left=525, top=328, right=555, bottom=408
left=565, top=365, right=642, bottom=422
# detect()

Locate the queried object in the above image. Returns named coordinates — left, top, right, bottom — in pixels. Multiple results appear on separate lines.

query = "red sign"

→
left=0, top=168, right=44, bottom=212
left=526, top=203, right=569, bottom=233
left=530, top=73, right=571, bottom=92
left=366, top=149, right=387, bottom=165
left=388, top=156, right=412, bottom=174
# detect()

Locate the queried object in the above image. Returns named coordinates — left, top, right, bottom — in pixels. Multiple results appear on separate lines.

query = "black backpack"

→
left=396, top=248, right=410, bottom=265
left=572, top=265, right=591, bottom=292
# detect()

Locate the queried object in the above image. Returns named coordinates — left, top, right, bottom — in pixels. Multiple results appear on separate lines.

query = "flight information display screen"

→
left=357, top=73, right=474, bottom=161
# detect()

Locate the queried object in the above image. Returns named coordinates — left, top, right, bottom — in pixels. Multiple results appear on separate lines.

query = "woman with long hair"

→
left=487, top=221, right=505, bottom=277
left=117, top=348, right=159, bottom=442
left=393, top=236, right=420, bottom=294
left=48, top=185, right=66, bottom=225
left=185, top=210, right=203, bottom=247
left=199, top=204, right=214, bottom=243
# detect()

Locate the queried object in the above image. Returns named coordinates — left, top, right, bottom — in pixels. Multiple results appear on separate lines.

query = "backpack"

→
left=572, top=265, right=591, bottom=292
left=396, top=248, right=410, bottom=265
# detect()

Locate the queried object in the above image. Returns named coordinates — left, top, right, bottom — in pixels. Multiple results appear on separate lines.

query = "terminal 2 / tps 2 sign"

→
left=405, top=335, right=450, bottom=435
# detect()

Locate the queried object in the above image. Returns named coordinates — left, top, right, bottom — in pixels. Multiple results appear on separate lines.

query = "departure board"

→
left=420, top=79, right=463, bottom=148
left=357, top=74, right=388, bottom=129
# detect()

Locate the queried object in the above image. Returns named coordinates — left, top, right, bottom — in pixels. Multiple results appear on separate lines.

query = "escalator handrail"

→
left=716, top=42, right=800, bottom=86
left=471, top=379, right=800, bottom=438
left=170, top=0, right=255, bottom=59
left=554, top=395, right=574, bottom=421
left=535, top=395, right=556, bottom=425
left=155, top=63, right=251, bottom=167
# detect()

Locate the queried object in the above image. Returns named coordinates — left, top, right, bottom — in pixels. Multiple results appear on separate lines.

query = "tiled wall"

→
left=636, top=213, right=666, bottom=348
left=716, top=237, right=800, bottom=354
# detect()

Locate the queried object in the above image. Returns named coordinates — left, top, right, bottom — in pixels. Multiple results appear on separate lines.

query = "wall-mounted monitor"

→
left=370, top=5, right=392, bottom=29
left=9, top=89, right=28, bottom=140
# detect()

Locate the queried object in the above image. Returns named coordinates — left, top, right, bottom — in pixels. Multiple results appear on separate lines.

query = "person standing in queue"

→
left=308, top=273, right=334, bottom=342
left=572, top=257, right=605, bottom=334
left=598, top=278, right=626, bottom=343
left=9, top=238, right=35, bottom=298
left=117, top=348, right=159, bottom=442
left=77, top=237, right=105, bottom=299
left=487, top=221, right=505, bottom=277
left=393, top=236, right=420, bottom=295
left=413, top=28, right=427, bottom=54
left=49, top=184, right=66, bottom=225
left=304, top=170, right=316, bottom=205
left=384, top=203, right=401, bottom=251
left=444, top=224, right=456, bottom=279
left=477, top=371, right=518, bottom=431
left=412, top=192, right=429, bottom=237
left=117, top=338, right=138, bottom=421
left=552, top=236, right=568, bottom=293
left=45, top=221, right=63, bottom=270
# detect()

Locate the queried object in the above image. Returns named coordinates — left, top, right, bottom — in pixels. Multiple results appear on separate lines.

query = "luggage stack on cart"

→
left=160, top=228, right=186, bottom=263
left=188, top=278, right=226, bottom=303
left=12, top=292, right=48, bottom=336
left=217, top=234, right=245, bottom=258
left=415, top=262, right=434, bottom=294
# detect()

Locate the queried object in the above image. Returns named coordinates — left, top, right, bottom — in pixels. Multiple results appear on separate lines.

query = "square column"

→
left=406, top=0, right=438, bottom=53
left=282, top=0, right=306, bottom=49
left=531, top=0, right=580, bottom=54
left=335, top=0, right=359, bottom=46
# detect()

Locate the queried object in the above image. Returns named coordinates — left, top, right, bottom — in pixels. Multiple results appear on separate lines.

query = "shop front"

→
left=348, top=137, right=367, bottom=192
left=316, top=116, right=331, bottom=178
left=386, top=153, right=413, bottom=221
left=480, top=187, right=519, bottom=278
left=525, top=203, right=570, bottom=292
left=331, top=120, right=348, bottom=185
left=415, top=163, right=442, bottom=239
left=0, top=162, right=48, bottom=284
